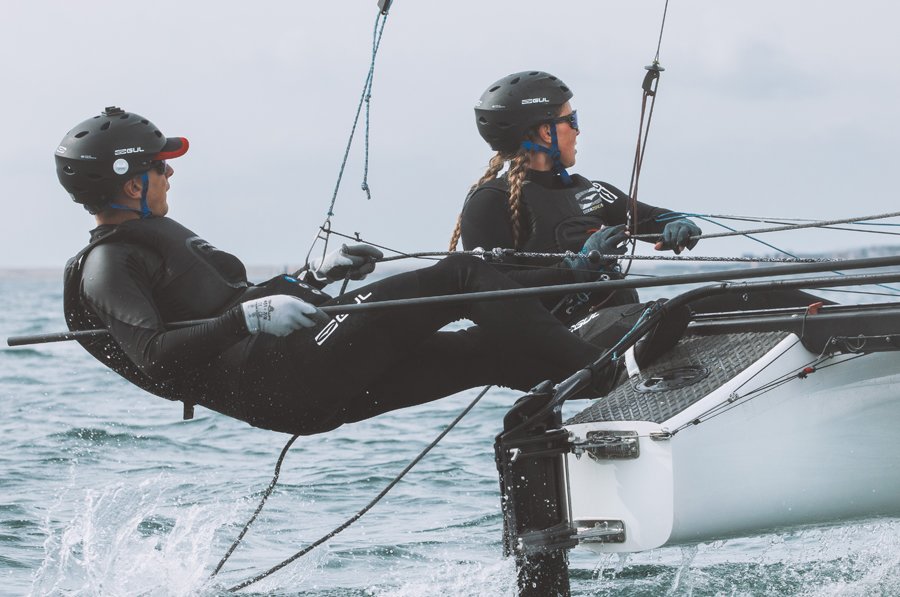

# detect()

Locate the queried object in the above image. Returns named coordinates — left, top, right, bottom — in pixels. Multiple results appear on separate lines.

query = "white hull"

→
left=565, top=333, right=900, bottom=554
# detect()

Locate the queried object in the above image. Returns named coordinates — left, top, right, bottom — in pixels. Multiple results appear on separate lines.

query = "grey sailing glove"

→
left=655, top=219, right=701, bottom=254
left=240, top=295, right=326, bottom=336
left=312, top=244, right=384, bottom=283
left=564, top=224, right=629, bottom=282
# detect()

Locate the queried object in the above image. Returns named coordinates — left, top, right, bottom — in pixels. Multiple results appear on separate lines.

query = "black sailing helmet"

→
left=55, top=107, right=189, bottom=214
left=474, top=71, right=573, bottom=154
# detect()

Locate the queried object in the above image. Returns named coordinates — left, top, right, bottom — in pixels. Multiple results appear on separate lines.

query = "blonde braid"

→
left=449, top=152, right=507, bottom=251
left=504, top=149, right=531, bottom=249
left=448, top=213, right=464, bottom=252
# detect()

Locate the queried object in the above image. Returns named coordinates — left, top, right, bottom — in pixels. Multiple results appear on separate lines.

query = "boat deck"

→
left=566, top=330, right=790, bottom=424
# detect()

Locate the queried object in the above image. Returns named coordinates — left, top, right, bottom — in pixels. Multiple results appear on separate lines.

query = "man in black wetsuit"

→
left=57, top=107, right=622, bottom=435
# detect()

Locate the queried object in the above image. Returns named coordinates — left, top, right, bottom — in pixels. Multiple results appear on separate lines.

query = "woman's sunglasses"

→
left=549, top=110, right=578, bottom=131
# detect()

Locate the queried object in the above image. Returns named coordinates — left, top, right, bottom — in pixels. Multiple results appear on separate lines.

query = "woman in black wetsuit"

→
left=57, top=107, right=620, bottom=436
left=449, top=71, right=703, bottom=325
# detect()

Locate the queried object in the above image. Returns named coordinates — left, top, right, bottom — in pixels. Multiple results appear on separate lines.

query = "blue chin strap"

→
left=107, top=172, right=153, bottom=218
left=521, top=123, right=573, bottom=186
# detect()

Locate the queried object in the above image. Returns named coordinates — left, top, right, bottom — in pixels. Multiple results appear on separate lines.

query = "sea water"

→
left=3, top=267, right=900, bottom=596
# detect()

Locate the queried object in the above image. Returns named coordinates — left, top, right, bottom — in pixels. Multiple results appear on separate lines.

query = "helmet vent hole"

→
left=510, top=77, right=520, bottom=85
left=100, top=122, right=111, bottom=131
left=62, top=166, right=75, bottom=175
left=529, top=71, right=539, bottom=75
left=478, top=117, right=488, bottom=124
left=560, top=85, right=570, bottom=93
left=154, top=130, right=162, bottom=138
left=74, top=131, right=90, bottom=138
left=141, top=119, right=149, bottom=125
left=489, top=85, right=500, bottom=92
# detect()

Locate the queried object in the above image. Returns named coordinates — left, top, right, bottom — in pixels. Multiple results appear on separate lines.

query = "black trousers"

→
left=220, top=255, right=607, bottom=435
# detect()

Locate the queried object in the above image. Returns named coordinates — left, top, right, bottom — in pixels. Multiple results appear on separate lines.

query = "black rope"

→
left=210, top=434, right=299, bottom=577
left=212, top=266, right=359, bottom=580
left=224, top=385, right=493, bottom=593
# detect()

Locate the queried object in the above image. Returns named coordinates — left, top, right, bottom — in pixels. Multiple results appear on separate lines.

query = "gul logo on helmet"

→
left=521, top=97, right=550, bottom=105
left=112, top=159, right=130, bottom=175
left=114, top=147, right=145, bottom=156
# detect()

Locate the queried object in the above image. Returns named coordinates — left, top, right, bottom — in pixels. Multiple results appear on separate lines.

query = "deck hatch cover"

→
left=634, top=366, right=710, bottom=393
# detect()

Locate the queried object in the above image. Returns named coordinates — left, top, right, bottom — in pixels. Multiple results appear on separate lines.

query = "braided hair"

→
left=448, top=148, right=532, bottom=251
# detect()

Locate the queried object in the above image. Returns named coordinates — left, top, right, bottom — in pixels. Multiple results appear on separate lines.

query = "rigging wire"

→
left=669, top=351, right=868, bottom=435
left=624, top=0, right=671, bottom=277
left=700, top=213, right=900, bottom=228
left=637, top=210, right=900, bottom=243
left=322, top=227, right=842, bottom=264
left=303, top=8, right=391, bottom=269
left=686, top=216, right=900, bottom=294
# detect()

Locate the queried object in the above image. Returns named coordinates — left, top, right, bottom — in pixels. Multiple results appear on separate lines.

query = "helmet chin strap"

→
left=107, top=172, right=153, bottom=218
left=521, top=123, right=573, bottom=185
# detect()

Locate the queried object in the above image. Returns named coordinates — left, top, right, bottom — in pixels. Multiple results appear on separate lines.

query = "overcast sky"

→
left=2, top=0, right=899, bottom=270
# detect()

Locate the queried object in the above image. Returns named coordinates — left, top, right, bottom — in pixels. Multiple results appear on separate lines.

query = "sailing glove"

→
left=656, top=219, right=701, bottom=254
left=564, top=224, right=629, bottom=282
left=312, top=244, right=384, bottom=283
left=241, top=295, right=326, bottom=336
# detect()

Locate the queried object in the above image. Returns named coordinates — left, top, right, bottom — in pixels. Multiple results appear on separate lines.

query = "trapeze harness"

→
left=462, top=173, right=671, bottom=260
left=460, top=173, right=672, bottom=322
left=63, top=217, right=325, bottom=420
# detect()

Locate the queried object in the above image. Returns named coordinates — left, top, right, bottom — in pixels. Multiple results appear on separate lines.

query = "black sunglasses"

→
left=549, top=110, right=578, bottom=131
left=149, top=160, right=167, bottom=175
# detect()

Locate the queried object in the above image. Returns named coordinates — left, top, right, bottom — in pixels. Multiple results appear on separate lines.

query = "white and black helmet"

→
left=55, top=107, right=188, bottom=213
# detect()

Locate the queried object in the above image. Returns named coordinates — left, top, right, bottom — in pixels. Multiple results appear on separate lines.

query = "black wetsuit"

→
left=65, top=217, right=610, bottom=435
left=459, top=170, right=673, bottom=324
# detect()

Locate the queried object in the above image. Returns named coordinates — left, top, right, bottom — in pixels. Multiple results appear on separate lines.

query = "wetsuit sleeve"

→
left=589, top=181, right=674, bottom=237
left=459, top=186, right=580, bottom=288
left=81, top=244, right=250, bottom=381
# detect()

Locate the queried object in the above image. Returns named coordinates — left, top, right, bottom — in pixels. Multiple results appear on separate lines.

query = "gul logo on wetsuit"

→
left=315, top=292, right=373, bottom=346
left=574, top=182, right=618, bottom=214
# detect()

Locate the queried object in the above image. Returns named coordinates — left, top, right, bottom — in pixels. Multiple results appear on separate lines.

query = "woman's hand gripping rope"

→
left=563, top=224, right=630, bottom=282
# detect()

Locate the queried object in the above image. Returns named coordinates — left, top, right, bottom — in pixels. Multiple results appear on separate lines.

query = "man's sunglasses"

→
left=150, top=160, right=167, bottom=175
left=549, top=110, right=578, bottom=131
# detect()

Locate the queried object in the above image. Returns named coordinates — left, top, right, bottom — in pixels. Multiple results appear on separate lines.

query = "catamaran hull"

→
left=565, top=332, right=900, bottom=554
